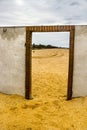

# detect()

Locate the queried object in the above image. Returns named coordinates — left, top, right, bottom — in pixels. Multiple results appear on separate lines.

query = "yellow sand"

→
left=0, top=49, right=87, bottom=130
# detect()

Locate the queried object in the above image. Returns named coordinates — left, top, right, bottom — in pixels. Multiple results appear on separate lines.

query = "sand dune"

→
left=0, top=49, right=87, bottom=130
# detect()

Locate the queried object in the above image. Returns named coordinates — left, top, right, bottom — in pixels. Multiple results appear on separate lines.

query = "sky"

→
left=32, top=32, right=70, bottom=48
left=0, top=0, right=87, bottom=47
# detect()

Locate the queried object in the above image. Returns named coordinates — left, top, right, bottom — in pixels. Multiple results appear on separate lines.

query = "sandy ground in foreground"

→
left=0, top=49, right=87, bottom=130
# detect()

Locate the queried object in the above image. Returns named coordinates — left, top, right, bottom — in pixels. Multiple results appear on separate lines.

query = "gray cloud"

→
left=0, top=0, right=87, bottom=26
left=70, top=2, right=79, bottom=6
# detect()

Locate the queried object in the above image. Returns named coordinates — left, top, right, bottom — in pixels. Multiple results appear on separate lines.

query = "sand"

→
left=0, top=49, right=87, bottom=130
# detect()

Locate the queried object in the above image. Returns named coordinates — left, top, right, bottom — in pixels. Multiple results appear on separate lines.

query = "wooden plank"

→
left=27, top=25, right=72, bottom=32
left=67, top=26, right=75, bottom=100
left=25, top=29, right=32, bottom=99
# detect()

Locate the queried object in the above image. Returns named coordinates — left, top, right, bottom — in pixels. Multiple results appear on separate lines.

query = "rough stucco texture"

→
left=0, top=28, right=25, bottom=96
left=73, top=25, right=87, bottom=97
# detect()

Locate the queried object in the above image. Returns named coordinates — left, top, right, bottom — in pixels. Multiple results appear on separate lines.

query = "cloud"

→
left=0, top=0, right=87, bottom=26
left=70, top=2, right=79, bottom=6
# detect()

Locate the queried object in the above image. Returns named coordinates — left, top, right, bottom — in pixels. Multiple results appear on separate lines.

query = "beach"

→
left=0, top=49, right=87, bottom=130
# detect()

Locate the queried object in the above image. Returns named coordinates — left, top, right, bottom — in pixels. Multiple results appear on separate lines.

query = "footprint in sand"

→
left=21, top=103, right=40, bottom=110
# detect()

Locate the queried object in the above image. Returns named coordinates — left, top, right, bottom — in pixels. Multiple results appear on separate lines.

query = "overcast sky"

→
left=0, top=0, right=87, bottom=47
left=32, top=32, right=70, bottom=47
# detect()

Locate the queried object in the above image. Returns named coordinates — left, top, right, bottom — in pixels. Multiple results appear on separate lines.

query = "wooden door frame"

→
left=25, top=25, right=75, bottom=100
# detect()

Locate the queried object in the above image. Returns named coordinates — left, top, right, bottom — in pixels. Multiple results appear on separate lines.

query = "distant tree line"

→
left=32, top=43, right=58, bottom=49
left=32, top=43, right=68, bottom=49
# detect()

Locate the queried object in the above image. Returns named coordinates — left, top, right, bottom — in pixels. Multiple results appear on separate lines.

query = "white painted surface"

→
left=73, top=25, right=87, bottom=97
left=0, top=27, right=25, bottom=96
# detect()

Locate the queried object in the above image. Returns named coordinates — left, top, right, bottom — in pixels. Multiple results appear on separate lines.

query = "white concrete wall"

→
left=0, top=27, right=25, bottom=96
left=72, top=25, right=87, bottom=97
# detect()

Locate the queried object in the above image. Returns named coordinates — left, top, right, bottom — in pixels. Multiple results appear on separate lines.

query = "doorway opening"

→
left=25, top=26, right=75, bottom=100
left=32, top=32, right=70, bottom=99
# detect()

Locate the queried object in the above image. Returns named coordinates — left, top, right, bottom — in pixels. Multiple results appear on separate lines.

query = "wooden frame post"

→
left=25, top=28, right=32, bottom=99
left=67, top=26, right=75, bottom=100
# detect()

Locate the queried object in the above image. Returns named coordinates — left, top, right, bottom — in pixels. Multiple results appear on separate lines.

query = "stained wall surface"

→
left=72, top=25, right=87, bottom=97
left=0, top=27, right=25, bottom=96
